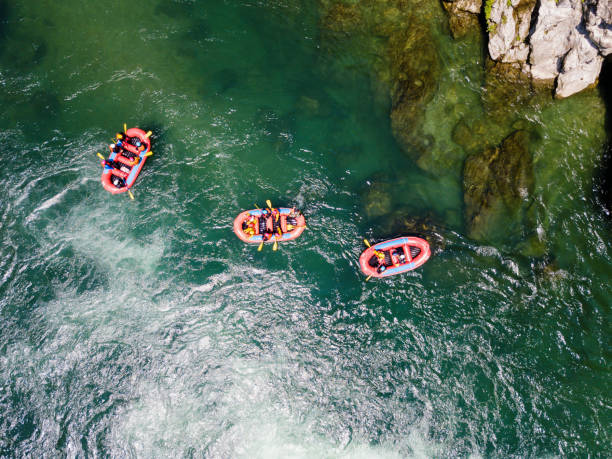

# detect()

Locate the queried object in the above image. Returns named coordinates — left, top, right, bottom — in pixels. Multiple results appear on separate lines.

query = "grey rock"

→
left=526, top=0, right=605, bottom=97
left=556, top=36, right=603, bottom=98
left=488, top=0, right=536, bottom=63
left=585, top=0, right=612, bottom=56
left=529, top=0, right=582, bottom=81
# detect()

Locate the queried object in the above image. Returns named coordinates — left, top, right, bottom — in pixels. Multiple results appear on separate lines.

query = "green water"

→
left=1, top=0, right=610, bottom=456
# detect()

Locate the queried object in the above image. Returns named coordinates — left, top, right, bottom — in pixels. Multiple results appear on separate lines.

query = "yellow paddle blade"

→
left=254, top=203, right=261, bottom=210
left=128, top=190, right=134, bottom=200
left=363, top=239, right=371, bottom=247
left=286, top=224, right=294, bottom=230
left=257, top=241, right=264, bottom=251
left=123, top=123, right=127, bottom=133
left=272, top=241, right=278, bottom=251
left=144, top=151, right=153, bottom=157
left=276, top=213, right=279, bottom=222
left=266, top=200, right=272, bottom=208
left=277, top=228, right=282, bottom=235
left=97, top=152, right=105, bottom=160
left=145, top=130, right=152, bottom=138
left=365, top=275, right=372, bottom=282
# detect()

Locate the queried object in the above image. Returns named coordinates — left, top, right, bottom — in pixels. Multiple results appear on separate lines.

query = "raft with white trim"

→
left=101, top=127, right=151, bottom=194
left=233, top=208, right=306, bottom=244
left=359, top=237, right=430, bottom=278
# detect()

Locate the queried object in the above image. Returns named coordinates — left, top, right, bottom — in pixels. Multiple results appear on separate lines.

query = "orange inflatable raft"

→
left=100, top=127, right=151, bottom=194
left=233, top=207, right=306, bottom=244
left=359, top=237, right=430, bottom=278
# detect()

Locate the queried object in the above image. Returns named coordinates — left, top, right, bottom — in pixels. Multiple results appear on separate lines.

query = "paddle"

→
left=266, top=199, right=273, bottom=208
left=365, top=275, right=372, bottom=281
left=145, top=130, right=152, bottom=138
left=144, top=151, right=153, bottom=157
left=97, top=152, right=105, bottom=160
left=128, top=190, right=134, bottom=200
left=286, top=224, right=307, bottom=230
left=258, top=241, right=264, bottom=251
left=123, top=123, right=127, bottom=134
left=272, top=239, right=278, bottom=251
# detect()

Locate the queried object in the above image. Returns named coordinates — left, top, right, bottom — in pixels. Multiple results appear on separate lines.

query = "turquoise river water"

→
left=0, top=0, right=610, bottom=457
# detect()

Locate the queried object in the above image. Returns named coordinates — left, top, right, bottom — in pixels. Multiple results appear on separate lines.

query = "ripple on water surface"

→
left=0, top=0, right=611, bottom=457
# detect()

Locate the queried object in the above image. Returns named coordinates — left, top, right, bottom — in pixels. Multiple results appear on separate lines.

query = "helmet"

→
left=116, top=133, right=123, bottom=139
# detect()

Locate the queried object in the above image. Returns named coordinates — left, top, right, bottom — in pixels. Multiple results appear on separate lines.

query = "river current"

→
left=0, top=0, right=610, bottom=457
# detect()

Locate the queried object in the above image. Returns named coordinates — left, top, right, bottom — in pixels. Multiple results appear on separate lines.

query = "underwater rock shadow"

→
left=595, top=56, right=612, bottom=217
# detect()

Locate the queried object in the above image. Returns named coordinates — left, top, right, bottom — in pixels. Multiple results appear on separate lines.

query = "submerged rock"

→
left=363, top=181, right=392, bottom=219
left=442, top=0, right=482, bottom=38
left=463, top=130, right=534, bottom=244
left=320, top=2, right=362, bottom=34
left=388, top=19, right=440, bottom=158
left=318, top=1, right=441, bottom=164
left=379, top=212, right=447, bottom=255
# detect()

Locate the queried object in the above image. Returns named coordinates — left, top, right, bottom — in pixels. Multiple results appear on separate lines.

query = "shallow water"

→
left=0, top=0, right=610, bottom=457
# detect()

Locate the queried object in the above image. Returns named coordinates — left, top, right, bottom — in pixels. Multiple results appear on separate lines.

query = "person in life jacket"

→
left=265, top=207, right=280, bottom=222
left=374, top=249, right=386, bottom=273
left=116, top=132, right=130, bottom=143
left=133, top=138, right=145, bottom=152
left=101, top=158, right=122, bottom=170
left=391, top=252, right=401, bottom=267
left=262, top=229, right=274, bottom=241
left=243, top=215, right=258, bottom=236
left=112, top=176, right=126, bottom=188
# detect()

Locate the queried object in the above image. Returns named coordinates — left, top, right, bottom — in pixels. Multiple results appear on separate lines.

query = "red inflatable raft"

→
left=100, top=127, right=151, bottom=194
left=233, top=207, right=306, bottom=244
left=359, top=237, right=430, bottom=278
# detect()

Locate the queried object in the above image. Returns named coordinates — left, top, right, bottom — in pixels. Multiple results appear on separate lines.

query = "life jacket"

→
left=391, top=254, right=400, bottom=267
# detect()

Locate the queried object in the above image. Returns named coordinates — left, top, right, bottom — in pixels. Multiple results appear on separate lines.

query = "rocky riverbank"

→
left=445, top=0, right=612, bottom=98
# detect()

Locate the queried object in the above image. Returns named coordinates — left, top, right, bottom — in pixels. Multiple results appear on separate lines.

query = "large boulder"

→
left=529, top=0, right=603, bottom=97
left=555, top=37, right=603, bottom=98
left=585, top=0, right=612, bottom=56
left=487, top=0, right=536, bottom=64
left=463, top=130, right=534, bottom=244
left=528, top=0, right=581, bottom=80
left=444, top=0, right=612, bottom=98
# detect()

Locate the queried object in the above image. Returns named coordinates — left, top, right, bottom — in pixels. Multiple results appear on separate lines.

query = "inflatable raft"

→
left=233, top=207, right=306, bottom=244
left=359, top=237, right=430, bottom=278
left=101, top=127, right=151, bottom=194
